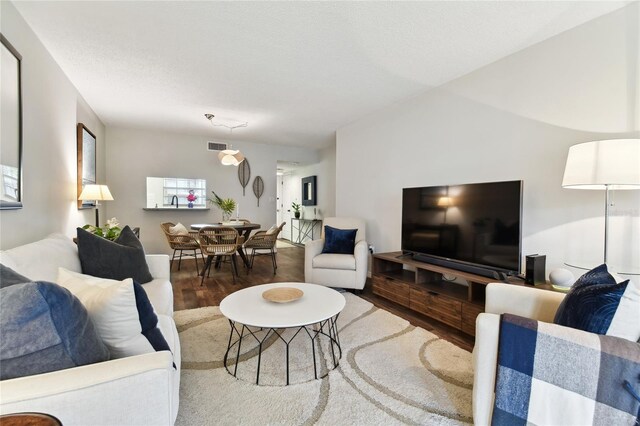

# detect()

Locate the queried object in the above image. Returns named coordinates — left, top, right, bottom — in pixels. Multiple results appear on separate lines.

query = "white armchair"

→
left=472, top=284, right=565, bottom=425
left=304, top=217, right=368, bottom=290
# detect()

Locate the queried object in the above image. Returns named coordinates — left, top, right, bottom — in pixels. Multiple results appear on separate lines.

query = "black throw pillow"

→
left=0, top=264, right=31, bottom=289
left=322, top=225, right=358, bottom=255
left=77, top=225, right=153, bottom=283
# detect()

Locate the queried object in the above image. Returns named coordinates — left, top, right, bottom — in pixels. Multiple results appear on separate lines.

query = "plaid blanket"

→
left=492, top=314, right=640, bottom=426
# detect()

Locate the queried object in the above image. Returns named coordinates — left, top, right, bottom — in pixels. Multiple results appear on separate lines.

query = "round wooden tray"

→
left=262, top=287, right=304, bottom=303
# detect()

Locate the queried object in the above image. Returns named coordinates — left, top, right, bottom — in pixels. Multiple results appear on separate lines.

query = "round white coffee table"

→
left=220, top=282, right=346, bottom=385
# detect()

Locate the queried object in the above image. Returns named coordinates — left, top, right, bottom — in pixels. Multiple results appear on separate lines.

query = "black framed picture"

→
left=0, top=33, right=23, bottom=210
left=77, top=123, right=97, bottom=209
left=301, top=175, right=317, bottom=206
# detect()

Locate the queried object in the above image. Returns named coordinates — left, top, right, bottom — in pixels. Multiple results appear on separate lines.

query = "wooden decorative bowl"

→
left=262, top=287, right=304, bottom=303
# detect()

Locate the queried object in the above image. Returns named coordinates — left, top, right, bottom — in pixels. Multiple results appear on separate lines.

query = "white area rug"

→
left=174, top=293, right=473, bottom=425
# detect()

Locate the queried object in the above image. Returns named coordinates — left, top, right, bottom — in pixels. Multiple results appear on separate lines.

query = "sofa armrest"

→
left=305, top=238, right=324, bottom=257
left=354, top=240, right=368, bottom=287
left=473, top=285, right=565, bottom=426
left=0, top=351, right=176, bottom=425
left=304, top=239, right=324, bottom=280
left=485, top=283, right=565, bottom=322
left=472, top=313, right=501, bottom=426
left=354, top=240, right=368, bottom=263
left=145, top=254, right=170, bottom=280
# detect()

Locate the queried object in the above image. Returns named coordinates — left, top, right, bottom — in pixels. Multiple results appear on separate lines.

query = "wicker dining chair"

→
left=244, top=222, right=286, bottom=274
left=198, top=226, right=241, bottom=285
left=160, top=222, right=204, bottom=271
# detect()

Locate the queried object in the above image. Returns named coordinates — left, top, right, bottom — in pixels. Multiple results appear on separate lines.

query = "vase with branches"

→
left=208, top=191, right=237, bottom=223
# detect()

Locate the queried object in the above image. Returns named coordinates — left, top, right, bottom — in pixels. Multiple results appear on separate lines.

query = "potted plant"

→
left=208, top=191, right=237, bottom=223
left=82, top=217, right=122, bottom=241
left=291, top=202, right=302, bottom=219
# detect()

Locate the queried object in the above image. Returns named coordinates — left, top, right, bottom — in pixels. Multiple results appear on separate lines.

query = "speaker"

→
left=413, top=253, right=503, bottom=280
left=525, top=254, right=546, bottom=285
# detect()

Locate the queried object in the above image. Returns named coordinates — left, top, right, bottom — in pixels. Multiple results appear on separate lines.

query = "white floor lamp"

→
left=562, top=139, right=640, bottom=263
left=79, top=184, right=114, bottom=227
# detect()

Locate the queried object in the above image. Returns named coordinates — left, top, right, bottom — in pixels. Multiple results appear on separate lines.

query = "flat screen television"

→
left=402, top=180, right=522, bottom=276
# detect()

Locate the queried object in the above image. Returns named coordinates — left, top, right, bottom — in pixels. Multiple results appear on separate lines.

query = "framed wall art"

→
left=77, top=123, right=97, bottom=208
left=0, top=33, right=23, bottom=210
left=301, top=175, right=316, bottom=206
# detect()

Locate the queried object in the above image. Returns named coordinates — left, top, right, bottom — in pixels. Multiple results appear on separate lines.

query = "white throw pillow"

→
left=169, top=222, right=189, bottom=235
left=266, top=224, right=279, bottom=235
left=0, top=233, right=81, bottom=282
left=606, top=278, right=640, bottom=342
left=57, top=268, right=154, bottom=358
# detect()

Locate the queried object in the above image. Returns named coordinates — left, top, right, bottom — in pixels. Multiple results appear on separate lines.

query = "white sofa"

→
left=472, top=283, right=565, bottom=425
left=304, top=217, right=368, bottom=290
left=0, top=234, right=181, bottom=426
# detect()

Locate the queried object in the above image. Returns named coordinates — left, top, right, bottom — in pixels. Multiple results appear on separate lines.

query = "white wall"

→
left=280, top=143, right=336, bottom=243
left=336, top=3, right=640, bottom=276
left=0, top=1, right=105, bottom=249
left=105, top=126, right=319, bottom=254
left=285, top=144, right=336, bottom=220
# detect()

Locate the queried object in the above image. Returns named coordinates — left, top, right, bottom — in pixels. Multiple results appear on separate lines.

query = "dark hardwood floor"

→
left=171, top=243, right=474, bottom=352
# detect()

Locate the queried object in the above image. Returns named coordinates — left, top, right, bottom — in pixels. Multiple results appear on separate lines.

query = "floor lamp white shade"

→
left=78, top=184, right=114, bottom=227
left=562, top=139, right=640, bottom=263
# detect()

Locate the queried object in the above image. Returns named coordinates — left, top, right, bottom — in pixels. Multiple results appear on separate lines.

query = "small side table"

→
left=291, top=218, right=322, bottom=244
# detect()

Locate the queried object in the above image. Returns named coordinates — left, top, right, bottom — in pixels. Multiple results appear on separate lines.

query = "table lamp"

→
left=79, top=184, right=114, bottom=227
left=562, top=139, right=640, bottom=263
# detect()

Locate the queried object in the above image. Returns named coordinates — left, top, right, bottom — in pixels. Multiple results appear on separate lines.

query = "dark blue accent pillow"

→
left=554, top=264, right=629, bottom=335
left=570, top=263, right=616, bottom=289
left=77, top=225, right=153, bottom=283
left=0, top=281, right=109, bottom=380
left=322, top=225, right=358, bottom=255
left=0, top=263, right=31, bottom=289
left=132, top=281, right=171, bottom=354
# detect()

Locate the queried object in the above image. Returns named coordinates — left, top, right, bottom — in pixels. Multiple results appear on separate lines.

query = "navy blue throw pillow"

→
left=554, top=264, right=630, bottom=335
left=570, top=263, right=616, bottom=289
left=132, top=281, right=171, bottom=354
left=0, top=281, right=109, bottom=380
left=322, top=225, right=358, bottom=255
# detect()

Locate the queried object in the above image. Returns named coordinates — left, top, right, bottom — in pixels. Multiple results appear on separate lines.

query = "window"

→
left=163, top=178, right=206, bottom=207
left=1, top=165, right=18, bottom=201
left=146, top=177, right=207, bottom=208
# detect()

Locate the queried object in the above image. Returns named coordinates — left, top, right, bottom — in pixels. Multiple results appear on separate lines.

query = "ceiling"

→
left=13, top=1, right=628, bottom=149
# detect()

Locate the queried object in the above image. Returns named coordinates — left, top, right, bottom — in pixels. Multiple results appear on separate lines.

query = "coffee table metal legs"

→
left=223, top=314, right=341, bottom=385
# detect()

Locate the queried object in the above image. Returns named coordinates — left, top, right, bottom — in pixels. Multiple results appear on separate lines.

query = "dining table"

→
left=190, top=222, right=261, bottom=271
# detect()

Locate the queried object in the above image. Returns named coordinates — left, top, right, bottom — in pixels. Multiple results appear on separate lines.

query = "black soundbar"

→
left=412, top=254, right=506, bottom=280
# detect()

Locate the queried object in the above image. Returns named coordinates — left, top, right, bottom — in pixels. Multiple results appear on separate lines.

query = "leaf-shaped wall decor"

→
left=252, top=176, right=264, bottom=207
left=237, top=158, right=251, bottom=196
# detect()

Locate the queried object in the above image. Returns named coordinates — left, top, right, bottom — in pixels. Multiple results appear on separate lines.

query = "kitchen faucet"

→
left=170, top=195, right=179, bottom=208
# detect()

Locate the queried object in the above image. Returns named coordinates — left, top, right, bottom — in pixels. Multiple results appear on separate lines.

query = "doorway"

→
left=277, top=162, right=300, bottom=241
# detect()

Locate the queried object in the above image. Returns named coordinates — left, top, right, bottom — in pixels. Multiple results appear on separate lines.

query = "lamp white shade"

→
left=562, top=139, right=640, bottom=190
left=437, top=196, right=453, bottom=207
left=78, top=184, right=114, bottom=201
